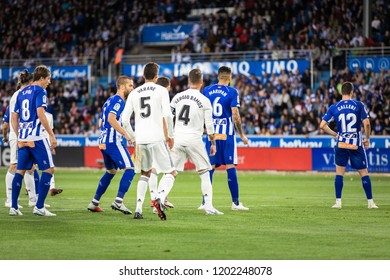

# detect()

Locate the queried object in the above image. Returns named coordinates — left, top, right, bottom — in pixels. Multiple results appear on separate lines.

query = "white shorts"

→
left=10, top=138, right=18, bottom=164
left=171, top=141, right=212, bottom=172
left=135, top=141, right=175, bottom=173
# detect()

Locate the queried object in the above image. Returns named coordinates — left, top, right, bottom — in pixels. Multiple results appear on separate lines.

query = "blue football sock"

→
left=94, top=172, right=115, bottom=201
left=361, top=176, right=373, bottom=199
left=117, top=169, right=135, bottom=199
left=11, top=173, right=23, bottom=209
left=227, top=168, right=239, bottom=205
left=36, top=172, right=52, bottom=209
left=335, top=175, right=343, bottom=199
left=34, top=169, right=40, bottom=195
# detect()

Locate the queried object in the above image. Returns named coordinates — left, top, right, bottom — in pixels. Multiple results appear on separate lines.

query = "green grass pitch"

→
left=0, top=168, right=389, bottom=260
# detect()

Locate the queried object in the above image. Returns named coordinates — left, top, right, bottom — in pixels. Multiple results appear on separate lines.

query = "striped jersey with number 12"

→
left=322, top=99, right=369, bottom=147
left=202, top=84, right=240, bottom=136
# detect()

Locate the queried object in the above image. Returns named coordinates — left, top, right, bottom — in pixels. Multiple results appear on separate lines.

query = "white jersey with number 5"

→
left=122, top=82, right=171, bottom=144
left=170, top=88, right=214, bottom=146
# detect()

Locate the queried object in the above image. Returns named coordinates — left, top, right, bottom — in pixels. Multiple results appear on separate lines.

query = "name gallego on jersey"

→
left=137, top=86, right=155, bottom=93
left=208, top=89, right=227, bottom=96
left=174, top=94, right=203, bottom=108
left=337, top=104, right=356, bottom=111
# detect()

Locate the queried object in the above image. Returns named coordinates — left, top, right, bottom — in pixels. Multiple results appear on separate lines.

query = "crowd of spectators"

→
left=0, top=0, right=389, bottom=137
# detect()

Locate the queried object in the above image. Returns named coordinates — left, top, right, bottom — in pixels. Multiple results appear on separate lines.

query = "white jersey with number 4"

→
left=122, top=82, right=172, bottom=144
left=170, top=88, right=214, bottom=146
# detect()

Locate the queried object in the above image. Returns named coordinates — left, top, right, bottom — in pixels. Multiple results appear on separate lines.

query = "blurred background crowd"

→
left=0, top=0, right=389, bottom=136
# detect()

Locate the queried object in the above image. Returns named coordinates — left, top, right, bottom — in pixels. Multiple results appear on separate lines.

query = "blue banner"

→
left=236, top=136, right=389, bottom=149
left=0, top=68, right=8, bottom=80
left=123, top=59, right=310, bottom=78
left=8, top=66, right=90, bottom=80
left=3, top=135, right=387, bottom=148
left=142, top=24, right=195, bottom=45
left=348, top=56, right=390, bottom=73
left=312, top=148, right=390, bottom=173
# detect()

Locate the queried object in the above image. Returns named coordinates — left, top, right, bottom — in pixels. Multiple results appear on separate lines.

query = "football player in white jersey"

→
left=123, top=62, right=176, bottom=220
left=170, top=68, right=223, bottom=215
left=141, top=76, right=174, bottom=214
left=2, top=70, right=37, bottom=209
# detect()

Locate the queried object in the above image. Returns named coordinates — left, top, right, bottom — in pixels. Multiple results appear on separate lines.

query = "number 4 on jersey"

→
left=178, top=105, right=190, bottom=125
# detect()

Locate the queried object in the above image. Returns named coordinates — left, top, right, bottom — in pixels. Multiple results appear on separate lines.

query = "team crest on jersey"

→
left=113, top=103, right=120, bottom=111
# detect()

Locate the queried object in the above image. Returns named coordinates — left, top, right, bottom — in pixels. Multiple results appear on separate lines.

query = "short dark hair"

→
left=189, top=69, right=202, bottom=84
left=33, top=65, right=50, bottom=81
left=116, top=75, right=131, bottom=89
left=341, top=82, right=353, bottom=95
left=143, top=62, right=159, bottom=80
left=218, top=66, right=231, bottom=80
left=17, top=69, right=33, bottom=89
left=156, top=76, right=170, bottom=88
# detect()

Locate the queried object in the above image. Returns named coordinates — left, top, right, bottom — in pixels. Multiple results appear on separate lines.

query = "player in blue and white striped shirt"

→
left=87, top=76, right=136, bottom=214
left=320, top=81, right=378, bottom=209
left=202, top=66, right=249, bottom=211
left=10, top=65, right=57, bottom=216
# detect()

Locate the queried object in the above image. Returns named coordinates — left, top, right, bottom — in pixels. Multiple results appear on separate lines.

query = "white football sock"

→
left=5, top=170, right=15, bottom=204
left=149, top=172, right=158, bottom=200
left=24, top=171, right=37, bottom=203
left=50, top=175, right=55, bottom=190
left=200, top=171, right=213, bottom=208
left=135, top=176, right=149, bottom=213
left=157, top=174, right=175, bottom=203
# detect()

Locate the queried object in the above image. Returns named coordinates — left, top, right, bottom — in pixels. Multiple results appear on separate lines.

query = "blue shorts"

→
left=206, top=135, right=237, bottom=168
left=335, top=145, right=368, bottom=170
left=101, top=143, right=134, bottom=170
left=17, top=139, right=54, bottom=170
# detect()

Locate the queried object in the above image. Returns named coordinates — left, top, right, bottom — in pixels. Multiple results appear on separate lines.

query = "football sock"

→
left=6, top=170, right=15, bottom=204
left=361, top=175, right=373, bottom=200
left=201, top=169, right=215, bottom=206
left=136, top=176, right=149, bottom=213
left=149, top=171, right=158, bottom=200
left=117, top=169, right=135, bottom=199
left=36, top=172, right=52, bottom=209
left=335, top=175, right=343, bottom=199
left=94, top=172, right=115, bottom=201
left=199, top=170, right=213, bottom=207
left=49, top=175, right=55, bottom=190
left=34, top=169, right=40, bottom=195
left=24, top=171, right=37, bottom=203
left=11, top=173, right=23, bottom=209
left=209, top=169, right=215, bottom=183
left=227, top=168, right=239, bottom=205
left=157, top=174, right=175, bottom=203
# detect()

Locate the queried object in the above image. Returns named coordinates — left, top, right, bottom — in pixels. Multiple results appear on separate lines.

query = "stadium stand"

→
left=0, top=0, right=389, bottom=136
